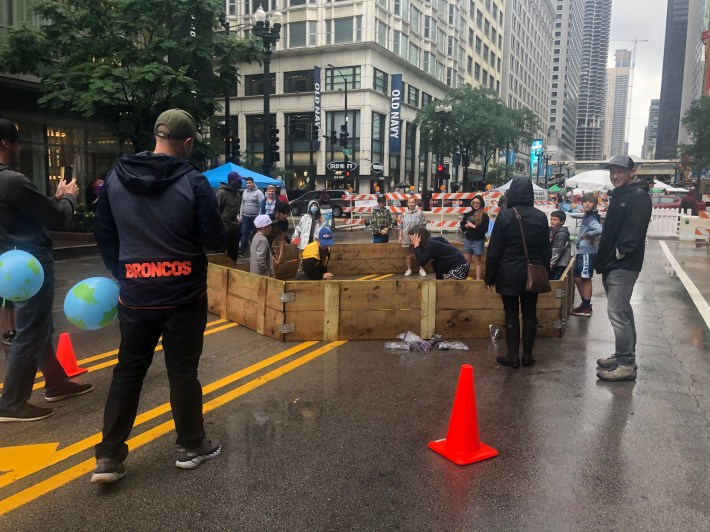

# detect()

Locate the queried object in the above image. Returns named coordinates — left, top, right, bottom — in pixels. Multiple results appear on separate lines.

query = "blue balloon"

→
left=0, top=250, right=45, bottom=301
left=64, top=277, right=119, bottom=331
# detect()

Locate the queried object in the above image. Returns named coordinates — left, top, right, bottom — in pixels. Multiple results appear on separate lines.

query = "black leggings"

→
left=502, top=293, right=538, bottom=322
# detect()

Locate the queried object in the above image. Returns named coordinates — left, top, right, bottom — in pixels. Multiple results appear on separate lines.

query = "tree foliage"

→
left=0, top=0, right=263, bottom=156
left=680, top=96, right=710, bottom=173
left=415, top=86, right=539, bottom=189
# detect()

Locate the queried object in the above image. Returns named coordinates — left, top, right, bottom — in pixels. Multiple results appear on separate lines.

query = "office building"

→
left=603, top=49, right=631, bottom=157
left=500, top=0, right=555, bottom=177
left=575, top=0, right=611, bottom=161
left=656, top=0, right=707, bottom=158
left=546, top=0, right=584, bottom=163
left=641, top=98, right=660, bottom=160
left=224, top=0, right=506, bottom=192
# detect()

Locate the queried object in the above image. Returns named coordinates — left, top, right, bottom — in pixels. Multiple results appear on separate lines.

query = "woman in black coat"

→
left=485, top=178, right=551, bottom=368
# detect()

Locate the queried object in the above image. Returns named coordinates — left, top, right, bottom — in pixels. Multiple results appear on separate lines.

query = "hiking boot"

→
left=597, top=364, right=637, bottom=382
left=571, top=305, right=592, bottom=317
left=0, top=403, right=54, bottom=422
left=175, top=438, right=221, bottom=470
left=45, top=382, right=93, bottom=402
left=91, top=458, right=127, bottom=484
left=597, top=355, right=637, bottom=370
left=419, top=268, right=427, bottom=277
left=2, top=329, right=15, bottom=346
left=404, top=269, right=413, bottom=277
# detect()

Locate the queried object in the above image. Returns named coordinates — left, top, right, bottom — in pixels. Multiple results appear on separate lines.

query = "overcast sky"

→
left=609, top=0, right=669, bottom=157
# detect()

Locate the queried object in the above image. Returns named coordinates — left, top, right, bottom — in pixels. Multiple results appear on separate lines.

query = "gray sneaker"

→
left=91, top=458, right=127, bottom=484
left=597, top=364, right=637, bottom=382
left=175, top=438, right=221, bottom=470
left=597, top=355, right=637, bottom=370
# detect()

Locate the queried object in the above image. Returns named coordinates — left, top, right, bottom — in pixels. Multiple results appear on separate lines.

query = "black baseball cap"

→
left=604, top=155, right=635, bottom=170
left=0, top=119, right=20, bottom=141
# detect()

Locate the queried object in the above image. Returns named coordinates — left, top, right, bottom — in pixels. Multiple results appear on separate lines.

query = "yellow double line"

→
left=0, top=319, right=234, bottom=392
left=0, top=339, right=345, bottom=515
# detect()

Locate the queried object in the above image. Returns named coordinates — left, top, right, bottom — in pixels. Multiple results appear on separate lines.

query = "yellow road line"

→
left=371, top=274, right=394, bottom=280
left=356, top=274, right=378, bottom=280
left=29, top=323, right=238, bottom=391
left=0, top=341, right=345, bottom=516
left=0, top=340, right=318, bottom=491
left=0, top=318, right=228, bottom=391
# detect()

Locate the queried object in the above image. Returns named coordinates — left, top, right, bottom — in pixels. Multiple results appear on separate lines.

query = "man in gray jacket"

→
left=238, top=176, right=264, bottom=257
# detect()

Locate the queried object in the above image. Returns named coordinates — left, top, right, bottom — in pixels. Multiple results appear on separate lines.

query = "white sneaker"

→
left=404, top=269, right=413, bottom=276
left=419, top=268, right=427, bottom=277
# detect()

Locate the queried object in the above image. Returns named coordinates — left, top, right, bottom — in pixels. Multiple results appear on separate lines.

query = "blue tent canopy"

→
left=203, top=162, right=285, bottom=189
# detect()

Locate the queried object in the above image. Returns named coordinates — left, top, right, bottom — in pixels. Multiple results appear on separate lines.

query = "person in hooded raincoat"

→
left=485, top=178, right=551, bottom=368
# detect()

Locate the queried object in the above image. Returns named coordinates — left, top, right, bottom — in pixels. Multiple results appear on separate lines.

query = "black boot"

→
left=497, top=320, right=520, bottom=368
left=521, top=319, right=537, bottom=366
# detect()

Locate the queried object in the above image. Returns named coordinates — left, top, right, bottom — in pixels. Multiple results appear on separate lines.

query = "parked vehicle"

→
left=651, top=195, right=706, bottom=212
left=288, top=189, right=350, bottom=217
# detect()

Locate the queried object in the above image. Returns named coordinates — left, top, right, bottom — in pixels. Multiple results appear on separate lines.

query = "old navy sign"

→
left=313, top=66, right=321, bottom=151
left=389, top=74, right=403, bottom=155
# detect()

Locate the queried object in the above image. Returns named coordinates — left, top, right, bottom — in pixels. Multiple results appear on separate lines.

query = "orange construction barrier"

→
left=56, top=333, right=87, bottom=377
left=428, top=364, right=498, bottom=465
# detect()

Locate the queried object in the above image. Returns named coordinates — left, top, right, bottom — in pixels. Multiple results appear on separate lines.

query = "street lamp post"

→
left=434, top=104, right=452, bottom=191
left=253, top=5, right=281, bottom=177
left=543, top=154, right=552, bottom=188
left=557, top=160, right=566, bottom=184
left=218, top=14, right=232, bottom=163
left=327, top=64, right=349, bottom=172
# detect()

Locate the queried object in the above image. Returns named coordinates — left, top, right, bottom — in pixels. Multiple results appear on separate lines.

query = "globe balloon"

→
left=0, top=249, right=45, bottom=301
left=64, top=277, right=119, bottom=331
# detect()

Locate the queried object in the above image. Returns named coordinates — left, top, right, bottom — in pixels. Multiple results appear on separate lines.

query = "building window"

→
left=409, top=44, right=420, bottom=67
left=484, top=19, right=489, bottom=37
left=408, top=85, right=419, bottom=107
left=327, top=18, right=357, bottom=44
left=467, top=56, right=473, bottom=75
left=476, top=9, right=483, bottom=28
left=422, top=92, right=432, bottom=108
left=393, top=30, right=401, bottom=55
left=374, top=68, right=388, bottom=94
left=447, top=36, right=455, bottom=56
left=474, top=62, right=481, bottom=81
left=284, top=70, right=314, bottom=93
left=475, top=36, right=481, bottom=55
left=288, top=21, right=307, bottom=47
left=245, top=74, right=276, bottom=96
left=411, top=7, right=421, bottom=35
left=376, top=19, right=388, bottom=47
left=372, top=112, right=386, bottom=161
left=326, top=66, right=361, bottom=90
left=423, top=51, right=431, bottom=74
left=227, top=0, right=237, bottom=16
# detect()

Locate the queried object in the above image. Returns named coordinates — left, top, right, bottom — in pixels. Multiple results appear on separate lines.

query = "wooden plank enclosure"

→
left=207, top=244, right=575, bottom=341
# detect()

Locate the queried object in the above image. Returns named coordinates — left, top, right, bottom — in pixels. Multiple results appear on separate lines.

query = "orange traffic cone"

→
left=56, top=333, right=87, bottom=377
left=428, top=364, right=498, bottom=465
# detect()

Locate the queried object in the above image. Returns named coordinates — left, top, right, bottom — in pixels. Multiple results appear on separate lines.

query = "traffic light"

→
left=330, top=130, right=338, bottom=144
left=269, top=126, right=280, bottom=162
left=339, top=124, right=349, bottom=147
left=436, top=163, right=445, bottom=180
left=231, top=137, right=241, bottom=162
left=345, top=170, right=351, bottom=178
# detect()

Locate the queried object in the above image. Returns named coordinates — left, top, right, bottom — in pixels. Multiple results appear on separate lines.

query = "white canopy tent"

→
left=565, top=170, right=613, bottom=191
left=494, top=179, right=546, bottom=192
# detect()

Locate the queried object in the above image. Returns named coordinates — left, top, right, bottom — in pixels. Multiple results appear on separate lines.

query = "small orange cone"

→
left=428, top=364, right=498, bottom=465
left=56, top=333, right=87, bottom=377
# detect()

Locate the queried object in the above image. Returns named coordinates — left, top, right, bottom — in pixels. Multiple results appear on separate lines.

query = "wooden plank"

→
left=206, top=263, right=228, bottom=317
left=338, top=309, right=421, bottom=340
left=339, top=280, right=421, bottom=311
left=255, top=276, right=267, bottom=335
left=226, top=295, right=262, bottom=331
left=435, top=309, right=505, bottom=338
left=420, top=281, right=437, bottom=338
left=284, top=311, right=324, bottom=341
left=264, top=277, right=287, bottom=310
left=329, top=258, right=407, bottom=276
left=281, top=281, right=326, bottom=311
left=263, top=307, right=285, bottom=340
left=436, top=281, right=495, bottom=310
left=228, top=269, right=265, bottom=301
left=323, top=282, right=340, bottom=341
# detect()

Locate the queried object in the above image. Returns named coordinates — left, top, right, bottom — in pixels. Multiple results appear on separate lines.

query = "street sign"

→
left=327, top=161, right=358, bottom=172
left=342, top=149, right=352, bottom=155
left=371, top=161, right=384, bottom=173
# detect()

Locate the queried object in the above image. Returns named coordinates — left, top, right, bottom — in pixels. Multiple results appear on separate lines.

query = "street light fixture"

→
left=218, top=14, right=233, bottom=163
left=253, top=4, right=282, bottom=176
left=434, top=104, right=452, bottom=190
left=327, top=64, right=350, bottom=176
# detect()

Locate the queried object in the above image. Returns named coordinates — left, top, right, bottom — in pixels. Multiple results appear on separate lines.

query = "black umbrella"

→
left=395, top=182, right=412, bottom=189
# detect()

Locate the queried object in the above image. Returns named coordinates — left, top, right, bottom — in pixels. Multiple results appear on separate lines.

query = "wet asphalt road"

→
left=0, top=236, right=709, bottom=531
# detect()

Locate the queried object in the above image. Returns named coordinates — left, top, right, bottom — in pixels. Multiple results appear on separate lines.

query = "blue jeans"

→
left=602, top=269, right=640, bottom=366
left=0, top=268, right=69, bottom=410
left=95, top=295, right=208, bottom=461
left=239, top=215, right=257, bottom=253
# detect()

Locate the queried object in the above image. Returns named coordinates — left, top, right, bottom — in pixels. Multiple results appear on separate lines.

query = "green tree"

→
left=415, top=86, right=539, bottom=190
left=486, top=163, right=516, bottom=187
left=0, top=0, right=262, bottom=160
left=681, top=96, right=710, bottom=174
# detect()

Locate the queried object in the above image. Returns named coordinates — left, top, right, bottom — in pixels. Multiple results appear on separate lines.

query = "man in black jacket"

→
left=0, top=119, right=93, bottom=423
left=595, top=155, right=652, bottom=382
left=91, top=109, right=226, bottom=483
